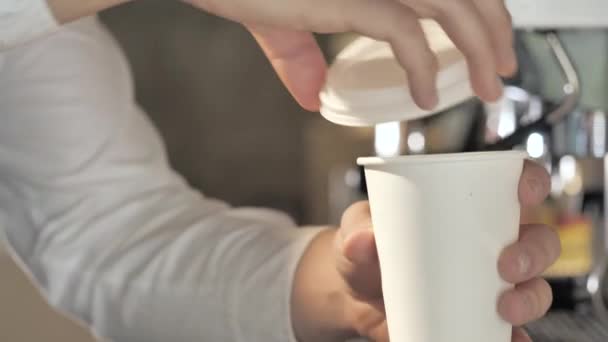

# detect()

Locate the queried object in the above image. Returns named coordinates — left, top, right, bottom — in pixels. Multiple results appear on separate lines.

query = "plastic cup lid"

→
left=319, top=20, right=474, bottom=127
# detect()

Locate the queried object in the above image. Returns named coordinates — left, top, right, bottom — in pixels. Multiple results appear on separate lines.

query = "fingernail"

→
left=518, top=251, right=531, bottom=276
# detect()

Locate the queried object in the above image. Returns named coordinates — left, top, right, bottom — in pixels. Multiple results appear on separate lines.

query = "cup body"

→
left=358, top=151, right=526, bottom=342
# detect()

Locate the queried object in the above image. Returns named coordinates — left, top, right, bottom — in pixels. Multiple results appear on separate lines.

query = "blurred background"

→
left=98, top=1, right=375, bottom=227
left=3, top=0, right=608, bottom=341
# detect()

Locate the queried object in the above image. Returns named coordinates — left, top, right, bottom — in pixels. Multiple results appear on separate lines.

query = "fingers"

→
left=512, top=327, right=533, bottom=342
left=519, top=160, right=551, bottom=206
left=336, top=201, right=383, bottom=301
left=429, top=0, right=502, bottom=101
left=499, top=224, right=561, bottom=284
left=498, top=223, right=559, bottom=326
left=471, top=0, right=517, bottom=76
left=498, top=277, right=553, bottom=326
left=248, top=26, right=327, bottom=111
left=248, top=0, right=516, bottom=112
left=341, top=0, right=439, bottom=109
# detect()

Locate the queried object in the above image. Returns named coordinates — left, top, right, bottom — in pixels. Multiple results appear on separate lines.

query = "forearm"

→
left=291, top=229, right=357, bottom=342
left=47, top=0, right=133, bottom=23
left=0, top=17, right=324, bottom=341
left=25, top=193, right=323, bottom=341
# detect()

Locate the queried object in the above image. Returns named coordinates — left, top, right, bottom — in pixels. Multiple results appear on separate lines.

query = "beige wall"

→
left=0, top=243, right=96, bottom=341
left=99, top=1, right=372, bottom=225
left=101, top=1, right=312, bottom=223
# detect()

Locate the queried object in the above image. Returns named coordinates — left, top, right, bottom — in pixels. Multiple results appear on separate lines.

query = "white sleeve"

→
left=0, top=0, right=59, bottom=50
left=0, top=17, right=324, bottom=342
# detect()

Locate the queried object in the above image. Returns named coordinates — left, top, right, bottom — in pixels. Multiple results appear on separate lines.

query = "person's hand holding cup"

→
left=333, top=159, right=560, bottom=342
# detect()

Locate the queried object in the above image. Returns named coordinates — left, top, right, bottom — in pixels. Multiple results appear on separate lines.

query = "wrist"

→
left=291, top=229, right=358, bottom=342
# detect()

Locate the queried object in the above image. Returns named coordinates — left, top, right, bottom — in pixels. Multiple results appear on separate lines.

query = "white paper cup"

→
left=358, top=151, right=527, bottom=342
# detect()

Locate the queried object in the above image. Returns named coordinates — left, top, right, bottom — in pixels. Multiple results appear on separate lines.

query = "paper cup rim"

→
left=357, top=151, right=528, bottom=166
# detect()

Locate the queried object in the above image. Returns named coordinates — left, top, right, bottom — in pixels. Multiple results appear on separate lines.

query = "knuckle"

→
left=425, top=6, right=447, bottom=21
left=425, top=0, right=465, bottom=21
left=385, top=11, right=418, bottom=42
left=388, top=33, right=436, bottom=74
left=402, top=0, right=438, bottom=17
left=421, top=0, right=449, bottom=19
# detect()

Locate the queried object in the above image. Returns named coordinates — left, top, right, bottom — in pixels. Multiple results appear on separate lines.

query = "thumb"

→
left=336, top=227, right=383, bottom=301
left=335, top=203, right=382, bottom=301
left=247, top=25, right=327, bottom=111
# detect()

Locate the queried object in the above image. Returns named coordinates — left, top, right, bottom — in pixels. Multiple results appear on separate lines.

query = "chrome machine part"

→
left=544, top=32, right=581, bottom=126
left=588, top=258, right=608, bottom=325
left=483, top=31, right=581, bottom=151
left=553, top=109, right=608, bottom=158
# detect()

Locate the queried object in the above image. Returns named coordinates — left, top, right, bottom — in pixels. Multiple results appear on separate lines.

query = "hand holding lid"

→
left=320, top=21, right=476, bottom=126
left=186, top=0, right=516, bottom=111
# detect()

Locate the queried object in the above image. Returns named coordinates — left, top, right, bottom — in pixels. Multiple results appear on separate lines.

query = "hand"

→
left=333, top=160, right=559, bottom=341
left=183, top=0, right=517, bottom=111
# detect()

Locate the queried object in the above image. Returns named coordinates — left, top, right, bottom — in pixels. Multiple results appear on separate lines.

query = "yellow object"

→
left=543, top=219, right=593, bottom=278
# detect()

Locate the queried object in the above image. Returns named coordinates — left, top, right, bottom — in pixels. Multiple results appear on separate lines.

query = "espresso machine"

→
left=324, top=1, right=608, bottom=340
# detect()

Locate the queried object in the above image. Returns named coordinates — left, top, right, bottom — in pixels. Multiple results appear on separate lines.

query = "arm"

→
left=0, top=18, right=324, bottom=342
left=0, top=12, right=558, bottom=342
left=6, top=0, right=516, bottom=112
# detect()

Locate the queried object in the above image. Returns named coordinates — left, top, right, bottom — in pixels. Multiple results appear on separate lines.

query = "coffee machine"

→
left=325, top=1, right=608, bottom=339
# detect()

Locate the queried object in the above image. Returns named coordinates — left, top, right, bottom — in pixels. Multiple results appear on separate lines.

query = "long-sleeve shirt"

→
left=0, top=7, right=324, bottom=342
left=0, top=0, right=58, bottom=50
